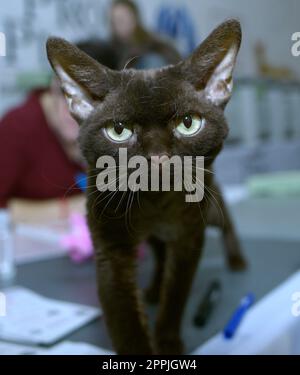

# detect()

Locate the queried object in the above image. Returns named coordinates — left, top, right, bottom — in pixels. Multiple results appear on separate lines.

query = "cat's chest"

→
left=151, top=221, right=179, bottom=241
left=136, top=192, right=206, bottom=240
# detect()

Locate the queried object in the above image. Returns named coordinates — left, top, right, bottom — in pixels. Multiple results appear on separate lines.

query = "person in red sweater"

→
left=0, top=81, right=85, bottom=209
left=0, top=40, right=118, bottom=210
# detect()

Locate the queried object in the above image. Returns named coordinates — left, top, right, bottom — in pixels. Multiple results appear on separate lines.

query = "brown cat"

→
left=47, top=19, right=243, bottom=355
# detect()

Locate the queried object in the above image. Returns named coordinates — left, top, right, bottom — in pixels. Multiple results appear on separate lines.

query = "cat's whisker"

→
left=63, top=172, right=101, bottom=198
left=98, top=189, right=121, bottom=219
left=122, top=55, right=141, bottom=70
left=193, top=176, right=225, bottom=226
left=191, top=165, right=215, bottom=175
left=85, top=184, right=118, bottom=200
left=155, top=101, right=173, bottom=108
left=114, top=190, right=127, bottom=215
left=128, top=190, right=136, bottom=233
left=137, top=189, right=143, bottom=213
left=94, top=180, right=120, bottom=204
left=64, top=167, right=121, bottom=199
left=185, top=180, right=206, bottom=226
left=124, top=190, right=134, bottom=234
left=94, top=176, right=121, bottom=211
left=123, top=73, right=137, bottom=93
left=204, top=183, right=221, bottom=197
left=91, top=175, right=121, bottom=214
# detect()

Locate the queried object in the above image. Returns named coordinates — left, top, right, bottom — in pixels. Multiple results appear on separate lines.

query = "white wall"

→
left=137, top=0, right=300, bottom=77
left=0, top=0, right=112, bottom=115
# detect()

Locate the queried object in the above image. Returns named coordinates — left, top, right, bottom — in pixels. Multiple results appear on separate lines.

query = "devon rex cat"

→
left=47, top=19, right=243, bottom=354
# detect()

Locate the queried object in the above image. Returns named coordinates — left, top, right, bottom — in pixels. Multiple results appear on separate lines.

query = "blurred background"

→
left=1, top=0, right=300, bottom=182
left=0, top=0, right=300, bottom=355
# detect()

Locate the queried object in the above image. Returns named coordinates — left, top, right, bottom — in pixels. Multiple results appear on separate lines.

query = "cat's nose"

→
left=149, top=153, right=170, bottom=166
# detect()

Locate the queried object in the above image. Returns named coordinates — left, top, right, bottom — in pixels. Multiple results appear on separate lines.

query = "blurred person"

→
left=0, top=40, right=117, bottom=215
left=0, top=81, right=84, bottom=210
left=109, top=0, right=181, bottom=69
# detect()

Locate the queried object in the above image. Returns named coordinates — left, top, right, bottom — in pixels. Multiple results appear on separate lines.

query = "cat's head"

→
left=46, top=20, right=241, bottom=167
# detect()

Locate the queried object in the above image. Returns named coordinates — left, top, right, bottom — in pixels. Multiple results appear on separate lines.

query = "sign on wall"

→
left=0, top=0, right=109, bottom=116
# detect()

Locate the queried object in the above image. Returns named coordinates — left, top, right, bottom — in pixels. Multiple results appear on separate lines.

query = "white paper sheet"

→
left=0, top=340, right=114, bottom=355
left=0, top=287, right=101, bottom=345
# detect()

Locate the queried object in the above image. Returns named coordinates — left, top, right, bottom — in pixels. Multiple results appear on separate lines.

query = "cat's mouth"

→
left=96, top=149, right=205, bottom=202
left=143, top=155, right=179, bottom=179
left=148, top=154, right=170, bottom=165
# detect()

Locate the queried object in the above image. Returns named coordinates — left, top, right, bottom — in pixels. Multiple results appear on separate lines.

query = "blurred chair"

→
left=216, top=78, right=300, bottom=185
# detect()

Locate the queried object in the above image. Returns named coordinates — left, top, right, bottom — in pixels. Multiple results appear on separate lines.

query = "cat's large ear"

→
left=182, top=19, right=241, bottom=106
left=46, top=37, right=118, bottom=123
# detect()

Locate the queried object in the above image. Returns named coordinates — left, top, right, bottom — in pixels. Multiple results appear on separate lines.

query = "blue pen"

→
left=223, top=293, right=255, bottom=339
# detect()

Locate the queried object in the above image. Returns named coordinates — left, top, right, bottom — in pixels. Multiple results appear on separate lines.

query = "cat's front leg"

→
left=144, top=236, right=166, bottom=304
left=95, top=244, right=153, bottom=354
left=154, top=232, right=204, bottom=355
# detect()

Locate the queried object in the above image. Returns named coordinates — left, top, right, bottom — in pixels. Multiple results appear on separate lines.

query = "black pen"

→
left=193, top=280, right=222, bottom=327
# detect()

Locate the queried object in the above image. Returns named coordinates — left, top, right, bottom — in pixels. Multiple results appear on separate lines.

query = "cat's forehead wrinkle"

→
left=121, top=64, right=174, bottom=78
left=115, top=70, right=175, bottom=108
left=141, top=65, right=175, bottom=79
left=119, top=67, right=177, bottom=91
left=91, top=67, right=216, bottom=125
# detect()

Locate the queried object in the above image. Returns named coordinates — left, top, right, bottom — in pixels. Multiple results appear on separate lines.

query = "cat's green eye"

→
left=175, top=115, right=205, bottom=137
left=105, top=122, right=133, bottom=142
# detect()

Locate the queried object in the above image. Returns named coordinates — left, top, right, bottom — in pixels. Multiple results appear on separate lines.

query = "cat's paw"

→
left=154, top=336, right=184, bottom=355
left=228, top=254, right=248, bottom=271
left=144, top=286, right=160, bottom=304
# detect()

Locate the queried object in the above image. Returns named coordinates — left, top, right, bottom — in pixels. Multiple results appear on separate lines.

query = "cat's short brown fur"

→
left=47, top=19, right=244, bottom=354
